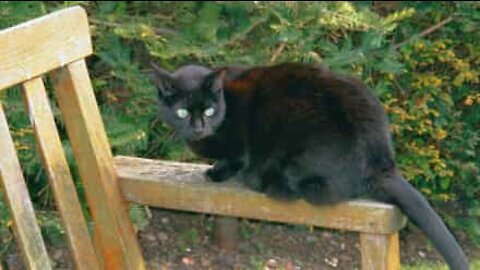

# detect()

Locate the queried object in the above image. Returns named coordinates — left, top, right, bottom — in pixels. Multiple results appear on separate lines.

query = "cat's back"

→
left=227, top=62, right=390, bottom=139
left=238, top=63, right=384, bottom=115
left=253, top=62, right=374, bottom=102
left=228, top=62, right=371, bottom=100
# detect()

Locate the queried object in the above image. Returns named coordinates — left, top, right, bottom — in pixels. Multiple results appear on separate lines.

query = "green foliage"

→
left=0, top=192, right=11, bottom=258
left=128, top=204, right=151, bottom=232
left=0, top=1, right=479, bottom=252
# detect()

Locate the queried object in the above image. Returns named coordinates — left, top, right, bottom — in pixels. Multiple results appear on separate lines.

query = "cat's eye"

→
left=204, top=107, right=215, bottom=117
left=176, top=108, right=189, bottom=119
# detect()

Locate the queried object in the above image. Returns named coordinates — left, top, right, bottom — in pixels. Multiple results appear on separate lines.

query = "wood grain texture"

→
left=360, top=232, right=400, bottom=270
left=0, top=6, right=92, bottom=90
left=0, top=102, right=52, bottom=270
left=114, top=156, right=407, bottom=234
left=52, top=60, right=145, bottom=270
left=22, top=77, right=100, bottom=270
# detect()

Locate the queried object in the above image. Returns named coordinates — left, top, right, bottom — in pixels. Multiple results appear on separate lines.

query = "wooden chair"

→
left=0, top=6, right=406, bottom=270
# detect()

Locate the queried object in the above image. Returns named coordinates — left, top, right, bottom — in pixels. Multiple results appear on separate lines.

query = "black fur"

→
left=150, top=62, right=469, bottom=270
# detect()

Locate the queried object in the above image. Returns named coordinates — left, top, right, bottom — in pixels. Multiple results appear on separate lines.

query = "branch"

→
left=392, top=16, right=453, bottom=50
left=269, top=42, right=287, bottom=64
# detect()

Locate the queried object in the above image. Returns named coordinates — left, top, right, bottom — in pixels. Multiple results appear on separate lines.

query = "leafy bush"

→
left=0, top=1, right=478, bottom=249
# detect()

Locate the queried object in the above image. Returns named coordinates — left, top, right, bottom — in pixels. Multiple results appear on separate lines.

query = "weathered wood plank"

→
left=0, top=6, right=92, bottom=90
left=52, top=60, right=146, bottom=270
left=22, top=77, right=100, bottom=270
left=114, top=156, right=407, bottom=234
left=360, top=232, right=400, bottom=270
left=0, top=102, right=52, bottom=269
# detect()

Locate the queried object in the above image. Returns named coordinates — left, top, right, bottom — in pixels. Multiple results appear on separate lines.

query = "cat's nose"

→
left=192, top=125, right=204, bottom=137
left=193, top=128, right=203, bottom=136
left=190, top=129, right=204, bottom=140
left=192, top=120, right=204, bottom=136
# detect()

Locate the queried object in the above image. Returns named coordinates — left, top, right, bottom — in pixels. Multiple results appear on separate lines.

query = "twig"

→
left=269, top=42, right=287, bottom=63
left=89, top=18, right=178, bottom=36
left=392, top=16, right=453, bottom=50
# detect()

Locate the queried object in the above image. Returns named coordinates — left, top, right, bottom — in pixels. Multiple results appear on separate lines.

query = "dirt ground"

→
left=138, top=208, right=480, bottom=270
left=2, top=207, right=479, bottom=270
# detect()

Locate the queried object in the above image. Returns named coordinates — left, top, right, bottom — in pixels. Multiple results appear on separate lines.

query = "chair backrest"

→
left=0, top=6, right=145, bottom=269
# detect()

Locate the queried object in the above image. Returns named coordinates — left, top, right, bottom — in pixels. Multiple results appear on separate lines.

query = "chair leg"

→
left=360, top=232, right=400, bottom=270
left=213, top=216, right=240, bottom=251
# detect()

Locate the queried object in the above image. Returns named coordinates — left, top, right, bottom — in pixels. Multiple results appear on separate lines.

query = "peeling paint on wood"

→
left=0, top=6, right=92, bottom=90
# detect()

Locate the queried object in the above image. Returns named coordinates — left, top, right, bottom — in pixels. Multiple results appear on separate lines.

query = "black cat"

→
left=150, top=62, right=469, bottom=270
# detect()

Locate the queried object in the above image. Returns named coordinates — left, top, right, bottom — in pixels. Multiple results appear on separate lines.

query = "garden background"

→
left=0, top=1, right=479, bottom=269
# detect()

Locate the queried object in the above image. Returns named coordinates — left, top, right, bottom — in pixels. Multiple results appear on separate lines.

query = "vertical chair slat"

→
left=21, top=77, right=100, bottom=270
left=51, top=60, right=146, bottom=270
left=0, top=101, right=52, bottom=270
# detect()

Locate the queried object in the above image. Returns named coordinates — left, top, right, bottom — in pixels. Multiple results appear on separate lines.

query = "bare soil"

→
left=137, top=208, right=480, bottom=270
left=2, top=207, right=479, bottom=270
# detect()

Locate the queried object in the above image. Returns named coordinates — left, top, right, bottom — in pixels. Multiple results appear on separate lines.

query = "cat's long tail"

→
left=381, top=169, right=470, bottom=270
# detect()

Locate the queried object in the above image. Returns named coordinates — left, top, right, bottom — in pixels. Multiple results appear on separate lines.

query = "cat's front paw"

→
left=205, top=160, right=243, bottom=182
left=205, top=167, right=228, bottom=182
left=204, top=160, right=242, bottom=182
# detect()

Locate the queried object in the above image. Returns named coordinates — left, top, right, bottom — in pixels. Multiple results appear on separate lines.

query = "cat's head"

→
left=149, top=62, right=227, bottom=141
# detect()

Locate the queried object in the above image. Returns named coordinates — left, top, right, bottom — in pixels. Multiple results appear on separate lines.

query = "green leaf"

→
left=440, top=178, right=451, bottom=190
left=128, top=204, right=150, bottom=232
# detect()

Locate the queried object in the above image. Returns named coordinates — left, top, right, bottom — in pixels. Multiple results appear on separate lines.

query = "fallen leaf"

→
left=182, top=256, right=195, bottom=266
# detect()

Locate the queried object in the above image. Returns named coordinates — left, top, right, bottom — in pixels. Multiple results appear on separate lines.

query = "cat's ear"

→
left=149, top=62, right=175, bottom=97
left=210, top=69, right=227, bottom=93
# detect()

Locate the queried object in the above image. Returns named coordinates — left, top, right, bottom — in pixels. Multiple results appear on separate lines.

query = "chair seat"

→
left=114, top=156, right=407, bottom=235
